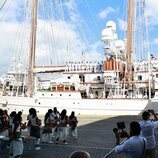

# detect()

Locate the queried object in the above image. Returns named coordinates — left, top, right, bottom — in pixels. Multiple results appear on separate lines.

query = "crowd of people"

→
left=0, top=107, right=158, bottom=158
left=114, top=109, right=158, bottom=158
left=0, top=107, right=78, bottom=158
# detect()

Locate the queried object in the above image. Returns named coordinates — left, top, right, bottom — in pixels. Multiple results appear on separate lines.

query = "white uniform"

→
left=139, top=120, right=158, bottom=149
left=50, top=112, right=58, bottom=136
left=12, top=123, right=23, bottom=157
left=57, top=116, right=68, bottom=141
left=115, top=135, right=146, bottom=158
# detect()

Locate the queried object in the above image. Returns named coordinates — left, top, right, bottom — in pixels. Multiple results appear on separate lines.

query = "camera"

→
left=113, top=122, right=127, bottom=138
left=148, top=109, right=154, bottom=114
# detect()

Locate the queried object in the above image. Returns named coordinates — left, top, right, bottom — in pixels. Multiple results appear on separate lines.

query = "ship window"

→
left=65, top=87, right=69, bottom=91
left=68, top=76, right=70, bottom=79
left=81, top=92, right=87, bottom=98
left=97, top=76, right=101, bottom=80
left=60, top=94, right=62, bottom=96
left=51, top=94, right=53, bottom=96
left=52, top=87, right=56, bottom=91
left=2, top=104, right=7, bottom=107
left=69, top=94, right=71, bottom=97
left=42, top=94, right=44, bottom=96
left=138, top=75, right=142, bottom=80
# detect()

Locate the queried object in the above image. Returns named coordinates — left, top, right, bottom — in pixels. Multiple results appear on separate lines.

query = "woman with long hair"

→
left=56, top=109, right=69, bottom=144
left=29, top=109, right=41, bottom=150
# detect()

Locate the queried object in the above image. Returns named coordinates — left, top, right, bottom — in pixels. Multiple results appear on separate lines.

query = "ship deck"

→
left=2, top=115, right=158, bottom=158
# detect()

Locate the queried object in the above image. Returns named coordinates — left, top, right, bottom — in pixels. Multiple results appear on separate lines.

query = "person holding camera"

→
left=139, top=110, right=158, bottom=158
left=114, top=121, right=146, bottom=158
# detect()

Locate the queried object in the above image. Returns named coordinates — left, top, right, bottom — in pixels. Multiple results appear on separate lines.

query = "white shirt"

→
left=115, top=136, right=146, bottom=158
left=139, top=120, right=158, bottom=149
left=50, top=112, right=58, bottom=122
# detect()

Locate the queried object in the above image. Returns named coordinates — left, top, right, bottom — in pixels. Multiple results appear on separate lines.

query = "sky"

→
left=0, top=0, right=158, bottom=76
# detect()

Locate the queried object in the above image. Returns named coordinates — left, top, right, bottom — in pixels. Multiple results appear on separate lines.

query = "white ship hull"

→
left=0, top=95, right=157, bottom=115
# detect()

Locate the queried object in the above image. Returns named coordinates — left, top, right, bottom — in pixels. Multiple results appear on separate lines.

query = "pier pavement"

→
left=2, top=115, right=158, bottom=158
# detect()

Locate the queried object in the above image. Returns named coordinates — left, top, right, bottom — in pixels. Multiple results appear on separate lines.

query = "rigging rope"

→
left=63, top=0, right=89, bottom=55
left=0, top=0, right=13, bottom=21
left=43, top=0, right=59, bottom=65
left=0, top=0, right=8, bottom=11
left=52, top=0, right=67, bottom=64
left=84, top=0, right=100, bottom=38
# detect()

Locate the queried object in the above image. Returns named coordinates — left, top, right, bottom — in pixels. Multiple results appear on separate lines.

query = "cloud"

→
left=146, top=0, right=158, bottom=26
left=0, top=0, right=24, bottom=22
left=0, top=19, right=102, bottom=75
left=118, top=18, right=127, bottom=31
left=0, top=21, right=20, bottom=71
left=98, top=7, right=117, bottom=19
left=152, top=38, right=158, bottom=45
left=36, top=20, right=87, bottom=65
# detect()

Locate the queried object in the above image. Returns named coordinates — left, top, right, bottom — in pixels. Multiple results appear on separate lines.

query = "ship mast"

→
left=126, top=0, right=135, bottom=82
left=27, top=0, right=38, bottom=97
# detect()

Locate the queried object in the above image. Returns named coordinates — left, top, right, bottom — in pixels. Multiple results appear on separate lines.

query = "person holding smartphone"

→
left=139, top=110, right=158, bottom=158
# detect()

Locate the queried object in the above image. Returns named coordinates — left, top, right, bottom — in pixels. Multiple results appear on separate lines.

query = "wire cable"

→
left=0, top=0, right=8, bottom=11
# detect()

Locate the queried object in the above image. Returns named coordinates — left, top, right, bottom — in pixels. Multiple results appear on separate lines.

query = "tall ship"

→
left=0, top=0, right=158, bottom=115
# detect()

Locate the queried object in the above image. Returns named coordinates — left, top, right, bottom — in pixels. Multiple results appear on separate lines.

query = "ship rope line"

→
left=144, top=0, right=152, bottom=99
left=56, top=0, right=71, bottom=65
left=121, top=0, right=128, bottom=40
left=136, top=0, right=145, bottom=60
left=132, top=0, right=143, bottom=95
left=17, top=0, right=32, bottom=96
left=39, top=1, right=52, bottom=66
left=84, top=0, right=100, bottom=37
left=0, top=0, right=13, bottom=21
left=133, top=0, right=152, bottom=98
left=62, top=0, right=98, bottom=62
left=40, top=0, right=58, bottom=66
left=30, top=0, right=65, bottom=72
left=0, top=0, right=8, bottom=12
left=61, top=0, right=89, bottom=62
left=126, top=0, right=151, bottom=97
left=36, top=0, right=67, bottom=67
left=38, top=0, right=59, bottom=66
left=1, top=0, right=30, bottom=96
left=14, top=0, right=32, bottom=97
left=33, top=0, right=97, bottom=71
